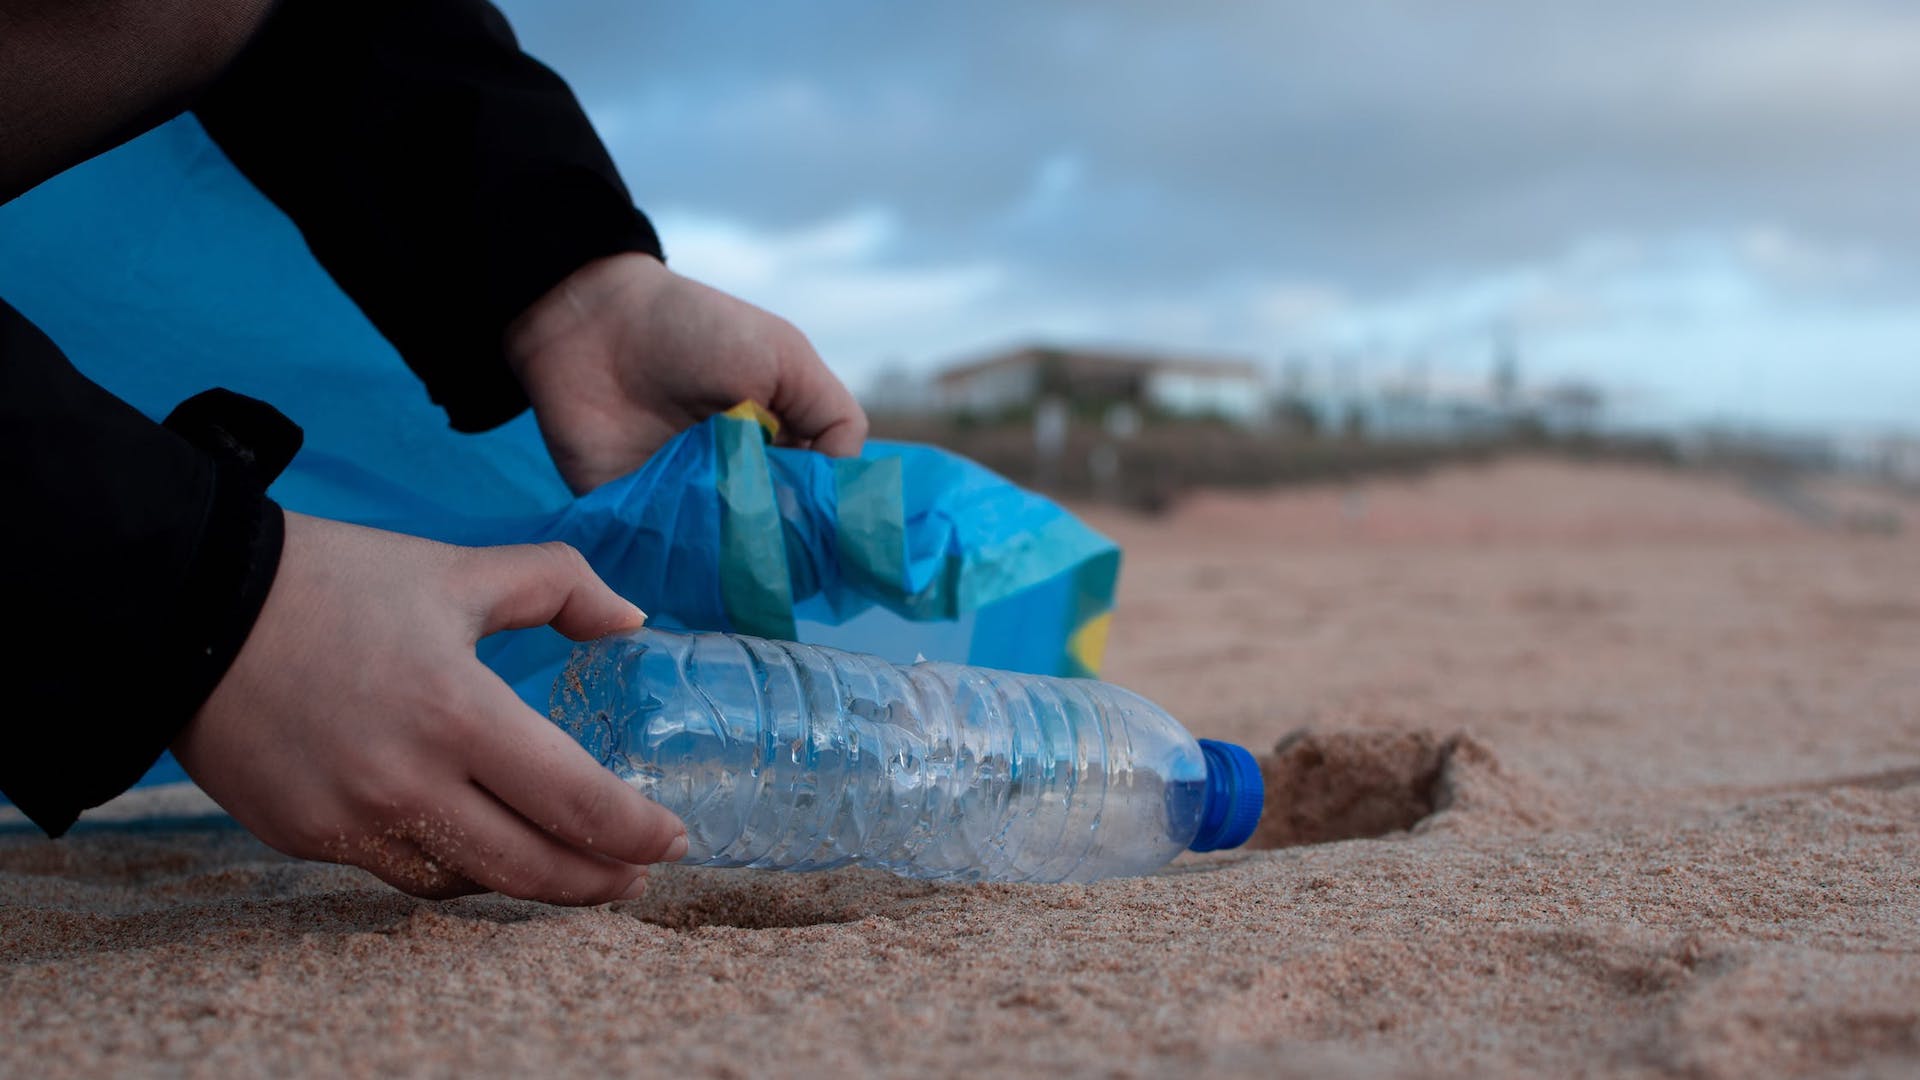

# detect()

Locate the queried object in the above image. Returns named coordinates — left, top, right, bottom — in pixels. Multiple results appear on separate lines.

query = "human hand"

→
left=505, top=253, right=869, bottom=493
left=171, top=512, right=686, bottom=904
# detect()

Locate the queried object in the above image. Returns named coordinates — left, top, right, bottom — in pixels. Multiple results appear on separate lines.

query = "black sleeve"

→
left=192, top=0, right=664, bottom=434
left=0, top=300, right=302, bottom=836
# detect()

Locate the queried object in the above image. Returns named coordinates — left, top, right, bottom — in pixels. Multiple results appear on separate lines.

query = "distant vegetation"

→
left=868, top=413, right=1682, bottom=514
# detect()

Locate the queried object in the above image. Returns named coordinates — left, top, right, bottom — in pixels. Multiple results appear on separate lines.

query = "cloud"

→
left=500, top=0, right=1920, bottom=281
left=1290, top=229, right=1920, bottom=433
left=494, top=0, right=1920, bottom=433
left=650, top=207, right=1006, bottom=368
left=1735, top=227, right=1882, bottom=292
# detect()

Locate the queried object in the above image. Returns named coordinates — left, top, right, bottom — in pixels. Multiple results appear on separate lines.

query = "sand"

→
left=4, top=457, right=1918, bottom=1078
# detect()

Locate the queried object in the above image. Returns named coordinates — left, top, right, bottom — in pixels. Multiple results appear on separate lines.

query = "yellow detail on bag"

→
left=723, top=400, right=781, bottom=439
left=1068, top=611, right=1112, bottom=676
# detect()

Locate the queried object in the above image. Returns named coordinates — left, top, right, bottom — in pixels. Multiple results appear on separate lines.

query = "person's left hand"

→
left=505, top=253, right=869, bottom=494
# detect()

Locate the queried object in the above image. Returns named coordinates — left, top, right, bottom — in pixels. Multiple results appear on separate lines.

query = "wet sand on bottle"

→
left=4, top=458, right=1919, bottom=1078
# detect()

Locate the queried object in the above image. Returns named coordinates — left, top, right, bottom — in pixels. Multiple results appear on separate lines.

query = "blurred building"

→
left=1870, top=435, right=1920, bottom=487
left=1350, top=389, right=1510, bottom=441
left=935, top=345, right=1267, bottom=424
left=1677, top=427, right=1836, bottom=470
left=1534, top=381, right=1607, bottom=436
left=862, top=362, right=941, bottom=416
left=1292, top=364, right=1608, bottom=443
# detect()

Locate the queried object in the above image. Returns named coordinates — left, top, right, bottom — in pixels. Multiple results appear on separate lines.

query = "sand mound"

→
left=1250, top=730, right=1556, bottom=850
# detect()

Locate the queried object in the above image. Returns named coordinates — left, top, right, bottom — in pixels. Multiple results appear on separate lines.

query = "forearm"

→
left=0, top=299, right=300, bottom=835
left=193, top=0, right=663, bottom=433
left=0, top=0, right=274, bottom=204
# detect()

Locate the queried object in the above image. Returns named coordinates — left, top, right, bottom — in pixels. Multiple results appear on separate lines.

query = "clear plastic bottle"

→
left=549, top=627, right=1264, bottom=883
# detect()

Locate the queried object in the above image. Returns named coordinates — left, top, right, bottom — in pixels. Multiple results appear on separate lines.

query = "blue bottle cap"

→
left=1190, top=739, right=1265, bottom=852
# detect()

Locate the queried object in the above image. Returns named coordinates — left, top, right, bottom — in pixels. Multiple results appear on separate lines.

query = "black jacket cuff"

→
left=0, top=362, right=301, bottom=835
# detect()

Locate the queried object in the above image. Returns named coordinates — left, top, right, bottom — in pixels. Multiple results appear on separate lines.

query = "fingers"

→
left=406, top=784, right=655, bottom=906
left=464, top=541, right=644, bottom=640
left=461, top=672, right=688, bottom=868
left=771, top=335, right=869, bottom=458
left=354, top=837, right=487, bottom=901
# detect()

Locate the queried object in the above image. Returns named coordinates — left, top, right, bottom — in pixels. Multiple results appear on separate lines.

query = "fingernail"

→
left=664, top=831, right=689, bottom=862
left=618, top=871, right=649, bottom=901
left=618, top=602, right=647, bottom=631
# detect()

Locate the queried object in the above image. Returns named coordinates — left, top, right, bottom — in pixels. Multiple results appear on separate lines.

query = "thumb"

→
left=463, top=541, right=645, bottom=640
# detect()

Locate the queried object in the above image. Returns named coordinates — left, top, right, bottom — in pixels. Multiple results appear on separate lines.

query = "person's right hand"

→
left=171, top=512, right=687, bottom=904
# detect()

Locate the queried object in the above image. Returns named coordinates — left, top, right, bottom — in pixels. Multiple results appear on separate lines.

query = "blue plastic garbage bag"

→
left=0, top=118, right=1120, bottom=797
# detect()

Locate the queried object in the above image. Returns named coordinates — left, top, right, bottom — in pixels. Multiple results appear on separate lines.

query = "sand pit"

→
left=1248, top=730, right=1557, bottom=850
left=4, top=458, right=1918, bottom=1077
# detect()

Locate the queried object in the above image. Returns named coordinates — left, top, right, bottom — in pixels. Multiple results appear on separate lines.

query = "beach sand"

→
left=4, top=458, right=1917, bottom=1077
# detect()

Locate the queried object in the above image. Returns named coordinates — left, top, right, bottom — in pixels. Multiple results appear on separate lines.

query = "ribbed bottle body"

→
left=551, top=628, right=1211, bottom=883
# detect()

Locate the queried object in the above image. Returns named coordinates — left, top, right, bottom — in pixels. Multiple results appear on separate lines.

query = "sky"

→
left=495, top=0, right=1920, bottom=436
